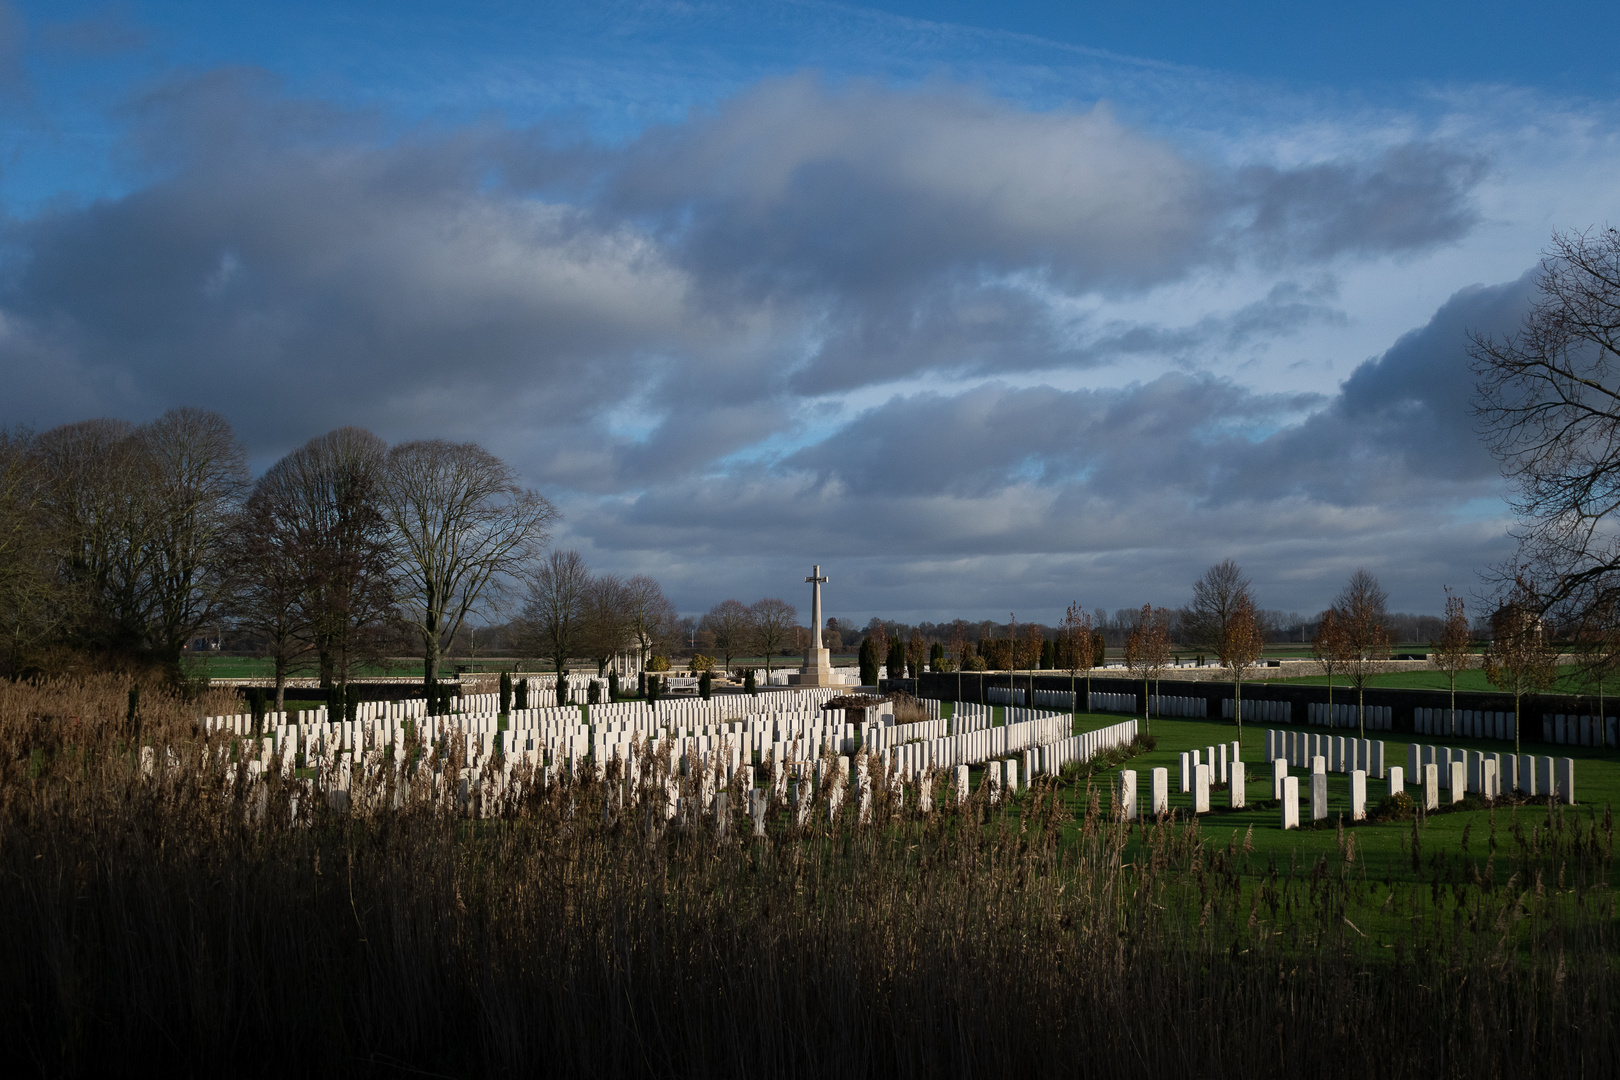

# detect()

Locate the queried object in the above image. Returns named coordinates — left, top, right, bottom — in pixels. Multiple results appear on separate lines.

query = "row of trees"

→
left=0, top=411, right=691, bottom=709
left=521, top=550, right=678, bottom=683
left=215, top=426, right=565, bottom=707
left=693, top=598, right=799, bottom=674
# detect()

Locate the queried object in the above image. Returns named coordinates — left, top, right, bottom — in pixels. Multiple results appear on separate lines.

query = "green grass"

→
left=1272, top=665, right=1609, bottom=696
left=1053, top=709, right=1617, bottom=885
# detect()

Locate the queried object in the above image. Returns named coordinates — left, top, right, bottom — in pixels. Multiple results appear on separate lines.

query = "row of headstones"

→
left=1032, top=689, right=1077, bottom=709
left=950, top=702, right=994, bottom=732
left=1265, top=729, right=1386, bottom=778
left=1029, top=719, right=1139, bottom=776
left=1088, top=691, right=1137, bottom=714
left=986, top=686, right=1028, bottom=706
left=1304, top=702, right=1394, bottom=730
left=1152, top=695, right=1208, bottom=718
left=1113, top=752, right=1579, bottom=830
left=1543, top=713, right=1618, bottom=748
left=1178, top=742, right=1242, bottom=791
left=1407, top=743, right=1574, bottom=800
left=1117, top=759, right=1249, bottom=818
left=1222, top=698, right=1291, bottom=724
left=1415, top=707, right=1515, bottom=740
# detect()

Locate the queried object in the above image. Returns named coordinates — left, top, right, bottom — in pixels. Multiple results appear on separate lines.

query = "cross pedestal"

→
left=790, top=564, right=839, bottom=687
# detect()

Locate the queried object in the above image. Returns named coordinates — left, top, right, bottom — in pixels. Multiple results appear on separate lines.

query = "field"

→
left=1272, top=665, right=1603, bottom=695
left=2, top=676, right=1616, bottom=1077
left=1054, top=707, right=1619, bottom=884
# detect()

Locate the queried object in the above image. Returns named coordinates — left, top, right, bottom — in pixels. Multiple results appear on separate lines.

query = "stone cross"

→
left=806, top=565, right=829, bottom=649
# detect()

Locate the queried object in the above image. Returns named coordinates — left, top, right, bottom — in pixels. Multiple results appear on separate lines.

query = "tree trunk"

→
left=422, top=634, right=441, bottom=698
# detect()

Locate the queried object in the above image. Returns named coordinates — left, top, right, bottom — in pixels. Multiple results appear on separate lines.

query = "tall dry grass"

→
left=0, top=677, right=1616, bottom=1078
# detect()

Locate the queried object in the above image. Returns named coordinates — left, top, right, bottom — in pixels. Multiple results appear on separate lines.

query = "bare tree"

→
left=251, top=428, right=397, bottom=691
left=224, top=484, right=314, bottom=709
left=0, top=429, right=70, bottom=675
left=1184, top=559, right=1255, bottom=656
left=1059, top=601, right=1094, bottom=714
left=1125, top=605, right=1173, bottom=730
left=1334, top=568, right=1391, bottom=739
left=750, top=597, right=797, bottom=677
left=140, top=408, right=249, bottom=675
left=1430, top=587, right=1473, bottom=735
left=948, top=619, right=969, bottom=703
left=1219, top=594, right=1265, bottom=732
left=1483, top=576, right=1559, bottom=754
left=523, top=549, right=592, bottom=689
left=1571, top=611, right=1620, bottom=725
left=582, top=573, right=634, bottom=677
left=29, top=411, right=248, bottom=678
left=907, top=629, right=925, bottom=680
left=35, top=418, right=161, bottom=657
left=1019, top=620, right=1043, bottom=702
left=1312, top=608, right=1351, bottom=720
left=383, top=439, right=558, bottom=695
left=701, top=599, right=754, bottom=674
left=624, top=574, right=678, bottom=671
left=1471, top=227, right=1620, bottom=640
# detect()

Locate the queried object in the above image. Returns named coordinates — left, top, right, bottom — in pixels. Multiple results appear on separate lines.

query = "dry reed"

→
left=0, top=677, right=1615, bottom=1078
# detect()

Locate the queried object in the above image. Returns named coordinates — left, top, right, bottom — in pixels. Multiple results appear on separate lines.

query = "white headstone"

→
left=1389, top=765, right=1405, bottom=798
left=1518, top=754, right=1537, bottom=796
left=1350, top=769, right=1366, bottom=821
left=1423, top=763, right=1439, bottom=810
left=1194, top=763, right=1211, bottom=813
left=1281, top=775, right=1300, bottom=829
left=1311, top=771, right=1328, bottom=821
left=1273, top=757, right=1287, bottom=800
left=1151, top=766, right=1169, bottom=816
left=1118, top=770, right=1138, bottom=821
left=1448, top=761, right=1465, bottom=804
left=1229, top=761, right=1246, bottom=809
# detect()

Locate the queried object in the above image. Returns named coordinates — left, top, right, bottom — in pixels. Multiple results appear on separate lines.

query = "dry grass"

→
left=1, top=677, right=1616, bottom=1078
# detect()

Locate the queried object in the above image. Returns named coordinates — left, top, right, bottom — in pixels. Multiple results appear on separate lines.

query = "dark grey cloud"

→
left=579, top=272, right=1536, bottom=615
left=782, top=375, right=1320, bottom=500
left=777, top=273, right=1530, bottom=514
left=595, top=75, right=1483, bottom=392
left=1240, top=143, right=1486, bottom=262
left=0, top=66, right=1521, bottom=618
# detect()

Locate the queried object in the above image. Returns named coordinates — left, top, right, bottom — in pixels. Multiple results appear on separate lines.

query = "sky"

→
left=1, top=1, right=1617, bottom=625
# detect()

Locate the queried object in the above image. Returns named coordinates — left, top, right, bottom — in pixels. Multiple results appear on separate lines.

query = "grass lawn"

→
left=943, top=703, right=1613, bottom=887
left=1272, top=665, right=1608, bottom=696
left=1054, top=709, right=1617, bottom=886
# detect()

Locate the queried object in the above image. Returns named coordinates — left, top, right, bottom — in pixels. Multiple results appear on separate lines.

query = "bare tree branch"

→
left=383, top=439, right=558, bottom=691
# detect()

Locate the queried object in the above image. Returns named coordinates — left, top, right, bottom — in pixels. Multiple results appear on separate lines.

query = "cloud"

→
left=580, top=271, right=1537, bottom=614
left=1240, top=143, right=1486, bottom=262
left=0, top=66, right=1529, bottom=616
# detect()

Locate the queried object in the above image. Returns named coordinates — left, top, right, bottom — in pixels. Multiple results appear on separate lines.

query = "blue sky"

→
left=2, top=1, right=1617, bottom=624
